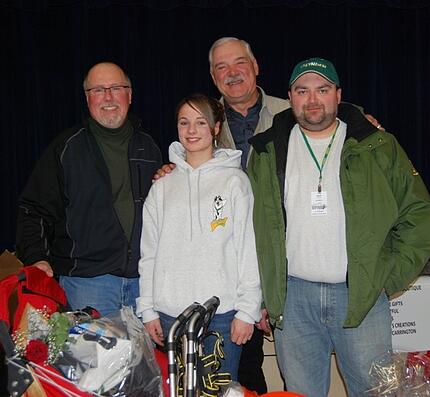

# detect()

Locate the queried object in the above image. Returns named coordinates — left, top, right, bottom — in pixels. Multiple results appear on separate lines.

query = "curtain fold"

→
left=1, top=0, right=429, bottom=252
left=3, top=0, right=430, bottom=10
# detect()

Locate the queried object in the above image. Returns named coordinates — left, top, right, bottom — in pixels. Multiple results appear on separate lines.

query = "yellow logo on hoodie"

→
left=211, top=195, right=228, bottom=231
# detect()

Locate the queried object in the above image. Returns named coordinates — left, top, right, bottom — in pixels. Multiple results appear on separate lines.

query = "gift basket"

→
left=364, top=350, right=430, bottom=396
left=0, top=266, right=164, bottom=397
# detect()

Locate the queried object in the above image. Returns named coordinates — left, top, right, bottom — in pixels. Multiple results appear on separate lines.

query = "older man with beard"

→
left=16, top=62, right=162, bottom=316
left=247, top=57, right=430, bottom=397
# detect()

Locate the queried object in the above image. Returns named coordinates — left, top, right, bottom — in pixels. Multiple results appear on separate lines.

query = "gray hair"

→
left=82, top=62, right=132, bottom=91
left=208, top=37, right=256, bottom=72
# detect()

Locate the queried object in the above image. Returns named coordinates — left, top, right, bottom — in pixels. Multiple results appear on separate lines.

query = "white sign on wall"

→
left=390, top=276, right=430, bottom=352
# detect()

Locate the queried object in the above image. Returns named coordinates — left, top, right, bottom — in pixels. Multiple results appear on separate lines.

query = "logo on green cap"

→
left=289, top=57, right=340, bottom=87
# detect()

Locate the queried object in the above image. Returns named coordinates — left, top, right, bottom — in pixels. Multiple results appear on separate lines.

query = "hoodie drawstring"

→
left=187, top=169, right=204, bottom=241
left=197, top=170, right=203, bottom=233
left=187, top=172, right=193, bottom=241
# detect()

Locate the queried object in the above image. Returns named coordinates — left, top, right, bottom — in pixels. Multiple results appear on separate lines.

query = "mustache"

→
left=304, top=104, right=324, bottom=111
left=223, top=75, right=244, bottom=85
left=100, top=102, right=119, bottom=107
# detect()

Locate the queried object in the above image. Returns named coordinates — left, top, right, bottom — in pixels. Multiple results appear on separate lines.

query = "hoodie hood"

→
left=168, top=141, right=242, bottom=172
left=138, top=142, right=262, bottom=323
left=166, top=141, right=244, bottom=239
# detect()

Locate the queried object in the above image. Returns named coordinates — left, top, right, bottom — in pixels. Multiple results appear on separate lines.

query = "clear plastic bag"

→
left=364, top=351, right=430, bottom=396
left=55, top=306, right=164, bottom=397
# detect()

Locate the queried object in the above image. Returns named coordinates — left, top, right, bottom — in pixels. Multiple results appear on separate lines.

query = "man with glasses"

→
left=16, top=62, right=162, bottom=315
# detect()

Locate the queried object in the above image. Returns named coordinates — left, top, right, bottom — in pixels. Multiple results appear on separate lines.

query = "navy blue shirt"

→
left=225, top=93, right=262, bottom=170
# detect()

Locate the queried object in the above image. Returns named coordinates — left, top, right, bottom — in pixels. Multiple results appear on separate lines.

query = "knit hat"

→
left=289, top=57, right=340, bottom=87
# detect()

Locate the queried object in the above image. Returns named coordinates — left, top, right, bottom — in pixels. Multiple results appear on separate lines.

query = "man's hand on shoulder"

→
left=32, top=260, right=53, bottom=277
left=365, top=114, right=384, bottom=131
left=152, top=163, right=176, bottom=182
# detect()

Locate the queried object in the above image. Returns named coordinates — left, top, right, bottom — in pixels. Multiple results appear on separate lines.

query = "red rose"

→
left=25, top=339, right=49, bottom=364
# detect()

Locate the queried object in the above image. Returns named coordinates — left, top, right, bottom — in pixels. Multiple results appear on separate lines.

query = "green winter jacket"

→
left=248, top=103, right=430, bottom=329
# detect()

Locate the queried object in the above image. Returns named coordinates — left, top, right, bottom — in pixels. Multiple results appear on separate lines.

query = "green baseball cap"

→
left=289, top=57, right=340, bottom=87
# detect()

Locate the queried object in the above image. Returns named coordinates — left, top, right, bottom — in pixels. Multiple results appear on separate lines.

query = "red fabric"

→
left=0, top=267, right=67, bottom=331
left=154, top=348, right=170, bottom=397
left=0, top=268, right=82, bottom=397
left=244, top=389, right=306, bottom=397
left=243, top=387, right=259, bottom=397
left=25, top=364, right=93, bottom=397
left=260, top=392, right=306, bottom=397
left=406, top=351, right=430, bottom=382
left=12, top=267, right=67, bottom=332
left=23, top=267, right=67, bottom=305
left=0, top=273, right=19, bottom=327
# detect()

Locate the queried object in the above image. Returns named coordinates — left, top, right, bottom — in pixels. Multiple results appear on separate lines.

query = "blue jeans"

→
left=59, top=274, right=139, bottom=316
left=159, top=310, right=242, bottom=381
left=274, top=276, right=392, bottom=397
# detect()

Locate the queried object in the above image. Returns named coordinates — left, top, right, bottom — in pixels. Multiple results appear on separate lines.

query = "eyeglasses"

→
left=85, top=85, right=130, bottom=97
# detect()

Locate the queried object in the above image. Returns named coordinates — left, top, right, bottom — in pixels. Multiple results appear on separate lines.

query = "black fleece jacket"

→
left=16, top=115, right=162, bottom=277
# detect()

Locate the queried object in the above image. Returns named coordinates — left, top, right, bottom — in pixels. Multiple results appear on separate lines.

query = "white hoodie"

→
left=136, top=142, right=262, bottom=324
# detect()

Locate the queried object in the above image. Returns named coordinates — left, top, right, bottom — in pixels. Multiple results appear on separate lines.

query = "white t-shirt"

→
left=284, top=120, right=348, bottom=283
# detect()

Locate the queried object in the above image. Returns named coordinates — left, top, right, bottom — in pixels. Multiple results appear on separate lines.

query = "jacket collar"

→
left=250, top=102, right=378, bottom=154
left=339, top=102, right=377, bottom=142
left=220, top=86, right=268, bottom=115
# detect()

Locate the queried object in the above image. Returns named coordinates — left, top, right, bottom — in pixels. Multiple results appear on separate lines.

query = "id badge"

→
left=311, top=191, right=327, bottom=216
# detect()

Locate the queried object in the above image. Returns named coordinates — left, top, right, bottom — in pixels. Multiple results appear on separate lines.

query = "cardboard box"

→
left=0, top=250, right=23, bottom=278
left=0, top=250, right=24, bottom=321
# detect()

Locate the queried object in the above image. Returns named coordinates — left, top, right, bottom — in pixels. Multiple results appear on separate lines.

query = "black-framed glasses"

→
left=85, top=85, right=130, bottom=97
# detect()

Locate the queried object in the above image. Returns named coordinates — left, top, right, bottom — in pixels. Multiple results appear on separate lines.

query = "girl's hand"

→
left=231, top=318, right=254, bottom=345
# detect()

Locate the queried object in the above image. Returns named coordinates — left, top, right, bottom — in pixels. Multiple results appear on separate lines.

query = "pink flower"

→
left=25, top=339, right=49, bottom=364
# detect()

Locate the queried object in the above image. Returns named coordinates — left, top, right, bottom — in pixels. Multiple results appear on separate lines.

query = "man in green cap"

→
left=247, top=57, right=430, bottom=397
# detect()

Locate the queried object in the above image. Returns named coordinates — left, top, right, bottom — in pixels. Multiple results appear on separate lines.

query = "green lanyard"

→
left=300, top=121, right=339, bottom=193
